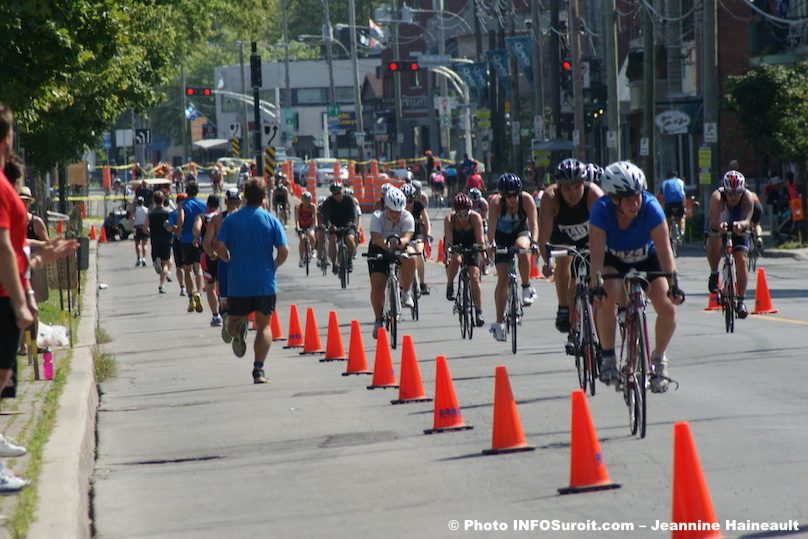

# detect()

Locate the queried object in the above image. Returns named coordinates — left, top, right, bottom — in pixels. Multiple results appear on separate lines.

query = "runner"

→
left=215, top=179, right=288, bottom=384
left=272, top=175, right=290, bottom=226
left=143, top=191, right=173, bottom=294
left=195, top=195, right=222, bottom=326
left=132, top=196, right=149, bottom=267
left=205, top=188, right=242, bottom=342
left=175, top=181, right=206, bottom=313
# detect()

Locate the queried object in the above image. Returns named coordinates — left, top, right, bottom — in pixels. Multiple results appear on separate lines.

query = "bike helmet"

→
left=468, top=187, right=482, bottom=202
left=602, top=161, right=647, bottom=198
left=555, top=158, right=587, bottom=184
left=453, top=192, right=472, bottom=211
left=301, top=191, right=312, bottom=200
left=722, top=170, right=746, bottom=194
left=380, top=182, right=393, bottom=196
left=317, top=195, right=327, bottom=205
left=412, top=179, right=423, bottom=190
left=176, top=192, right=188, bottom=202
left=330, top=181, right=343, bottom=194
left=585, top=163, right=604, bottom=185
left=497, top=173, right=522, bottom=194
left=344, top=187, right=354, bottom=196
left=384, top=187, right=407, bottom=212
left=400, top=183, right=417, bottom=200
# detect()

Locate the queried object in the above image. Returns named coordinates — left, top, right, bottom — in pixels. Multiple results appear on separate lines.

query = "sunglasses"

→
left=504, top=192, right=519, bottom=198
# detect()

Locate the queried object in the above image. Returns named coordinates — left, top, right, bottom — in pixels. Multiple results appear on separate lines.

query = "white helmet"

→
left=602, top=161, right=647, bottom=198
left=412, top=179, right=423, bottom=190
left=400, top=183, right=417, bottom=200
left=384, top=187, right=407, bottom=212
left=380, top=182, right=393, bottom=196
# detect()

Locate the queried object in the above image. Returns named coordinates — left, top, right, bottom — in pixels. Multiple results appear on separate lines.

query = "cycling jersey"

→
left=495, top=196, right=528, bottom=235
left=323, top=195, right=357, bottom=227
left=660, top=177, right=685, bottom=204
left=589, top=191, right=664, bottom=264
left=450, top=214, right=475, bottom=246
left=274, top=187, right=288, bottom=203
left=297, top=203, right=315, bottom=229
left=551, top=183, right=591, bottom=248
left=409, top=200, right=426, bottom=237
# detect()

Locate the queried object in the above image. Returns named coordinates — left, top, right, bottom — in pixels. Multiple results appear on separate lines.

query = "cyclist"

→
left=444, top=193, right=486, bottom=327
left=431, top=166, right=446, bottom=206
left=315, top=195, right=328, bottom=267
left=210, top=166, right=223, bottom=195
left=589, top=161, right=684, bottom=393
left=412, top=180, right=430, bottom=208
left=368, top=187, right=416, bottom=338
left=468, top=187, right=489, bottom=223
left=272, top=175, right=290, bottom=226
left=487, top=173, right=539, bottom=342
left=322, top=181, right=358, bottom=274
left=294, top=191, right=318, bottom=268
left=538, top=158, right=604, bottom=333
left=659, top=169, right=687, bottom=239
left=374, top=182, right=393, bottom=211
left=584, top=163, right=603, bottom=187
left=171, top=166, right=184, bottom=193
left=706, top=170, right=754, bottom=318
left=401, top=183, right=431, bottom=295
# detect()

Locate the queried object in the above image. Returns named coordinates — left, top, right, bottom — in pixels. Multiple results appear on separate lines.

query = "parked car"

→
left=103, top=201, right=134, bottom=241
left=304, top=158, right=349, bottom=187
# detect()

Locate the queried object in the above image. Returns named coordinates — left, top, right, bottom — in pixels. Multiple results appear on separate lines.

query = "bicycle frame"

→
left=495, top=247, right=528, bottom=354
left=720, top=233, right=736, bottom=333
left=449, top=245, right=482, bottom=340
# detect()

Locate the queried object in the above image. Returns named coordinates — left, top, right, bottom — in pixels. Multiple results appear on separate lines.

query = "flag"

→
left=364, top=18, right=385, bottom=48
left=185, top=103, right=199, bottom=121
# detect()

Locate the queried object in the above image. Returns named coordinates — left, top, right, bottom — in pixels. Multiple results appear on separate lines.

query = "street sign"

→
left=327, top=105, right=341, bottom=117
left=102, top=132, right=112, bottom=150
left=640, top=137, right=649, bottom=156
left=413, top=54, right=452, bottom=67
left=698, top=146, right=712, bottom=169
left=704, top=122, right=718, bottom=143
left=115, top=129, right=133, bottom=147
left=229, top=123, right=242, bottom=138
left=439, top=115, right=451, bottom=128
left=606, top=131, right=617, bottom=149
left=511, top=121, right=520, bottom=145
left=284, top=109, right=295, bottom=126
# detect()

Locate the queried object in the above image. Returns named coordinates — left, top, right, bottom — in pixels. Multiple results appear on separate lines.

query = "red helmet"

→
left=722, top=170, right=746, bottom=194
left=453, top=193, right=472, bottom=211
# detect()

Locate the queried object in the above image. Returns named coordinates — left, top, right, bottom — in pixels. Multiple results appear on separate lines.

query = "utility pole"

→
left=251, top=42, right=263, bottom=176
left=281, top=0, right=292, bottom=152
left=509, top=7, right=521, bottom=172
left=392, top=0, right=403, bottom=158
left=569, top=0, right=586, bottom=160
left=473, top=0, right=483, bottom=61
left=642, top=1, right=656, bottom=188
left=549, top=0, right=561, bottom=141
left=239, top=42, right=250, bottom=157
left=438, top=0, right=450, bottom=156
left=181, top=65, right=187, bottom=163
left=323, top=0, right=337, bottom=158
left=531, top=0, right=545, bottom=141
left=604, top=0, right=621, bottom=162
left=702, top=0, right=718, bottom=208
left=349, top=0, right=364, bottom=163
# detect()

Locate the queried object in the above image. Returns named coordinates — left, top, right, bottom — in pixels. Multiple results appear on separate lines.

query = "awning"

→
left=192, top=138, right=229, bottom=150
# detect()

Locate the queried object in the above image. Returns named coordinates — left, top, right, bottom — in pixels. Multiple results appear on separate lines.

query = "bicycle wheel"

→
left=304, top=239, right=311, bottom=276
left=387, top=282, right=398, bottom=349
left=580, top=298, right=598, bottom=397
left=722, top=260, right=735, bottom=334
left=339, top=247, right=347, bottom=289
left=570, top=300, right=586, bottom=391
left=463, top=271, right=474, bottom=340
left=636, top=310, right=649, bottom=439
left=624, top=313, right=641, bottom=436
left=411, top=274, right=419, bottom=321
left=456, top=273, right=467, bottom=338
left=509, top=282, right=519, bottom=354
left=670, top=223, right=679, bottom=258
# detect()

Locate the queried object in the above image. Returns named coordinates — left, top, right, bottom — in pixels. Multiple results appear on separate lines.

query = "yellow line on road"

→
left=749, top=314, right=808, bottom=326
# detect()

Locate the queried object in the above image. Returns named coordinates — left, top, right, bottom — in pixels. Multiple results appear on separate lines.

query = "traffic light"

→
left=185, top=87, right=213, bottom=97
left=560, top=59, right=572, bottom=92
left=387, top=61, right=401, bottom=72
left=387, top=61, right=419, bottom=72
left=561, top=59, right=572, bottom=72
left=406, top=61, right=419, bottom=71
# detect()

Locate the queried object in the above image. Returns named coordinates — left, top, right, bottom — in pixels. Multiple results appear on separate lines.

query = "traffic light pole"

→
left=569, top=0, right=586, bottom=160
left=251, top=42, right=263, bottom=178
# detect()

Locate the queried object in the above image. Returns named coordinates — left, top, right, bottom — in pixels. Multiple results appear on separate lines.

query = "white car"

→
left=305, top=158, right=349, bottom=187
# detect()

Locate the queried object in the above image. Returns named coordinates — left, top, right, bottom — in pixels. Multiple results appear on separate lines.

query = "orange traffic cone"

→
left=89, top=225, right=96, bottom=240
left=529, top=254, right=543, bottom=280
left=366, top=327, right=399, bottom=390
left=300, top=307, right=324, bottom=355
left=424, top=355, right=473, bottom=434
left=671, top=422, right=721, bottom=539
left=343, top=320, right=372, bottom=376
left=751, top=267, right=779, bottom=314
left=558, top=390, right=621, bottom=494
left=482, top=365, right=535, bottom=455
left=283, top=304, right=304, bottom=348
left=424, top=240, right=432, bottom=260
left=56, top=220, right=63, bottom=234
left=703, top=293, right=721, bottom=311
left=270, top=309, right=285, bottom=341
left=99, top=226, right=108, bottom=243
left=321, top=311, right=347, bottom=362
left=391, top=335, right=432, bottom=404
left=436, top=239, right=445, bottom=263
left=358, top=226, right=365, bottom=244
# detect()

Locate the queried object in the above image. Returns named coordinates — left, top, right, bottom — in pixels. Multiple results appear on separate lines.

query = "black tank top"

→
left=27, top=215, right=37, bottom=240
left=451, top=214, right=475, bottom=246
left=411, top=200, right=425, bottom=235
left=553, top=183, right=591, bottom=244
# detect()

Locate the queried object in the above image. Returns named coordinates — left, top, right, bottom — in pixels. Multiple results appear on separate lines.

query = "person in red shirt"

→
left=465, top=165, right=484, bottom=191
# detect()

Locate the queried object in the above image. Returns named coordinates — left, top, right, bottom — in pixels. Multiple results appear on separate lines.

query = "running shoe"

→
left=180, top=286, right=187, bottom=297
left=158, top=286, right=166, bottom=294
left=420, top=283, right=430, bottom=295
left=372, top=320, right=384, bottom=339
left=232, top=321, right=248, bottom=358
left=252, top=368, right=268, bottom=384
left=649, top=354, right=670, bottom=393
left=0, top=464, right=29, bottom=493
left=187, top=299, right=195, bottom=313
left=489, top=323, right=506, bottom=342
left=193, top=293, right=204, bottom=313
left=0, top=435, right=26, bottom=458
left=153, top=257, right=162, bottom=274
left=221, top=313, right=233, bottom=344
left=210, top=315, right=223, bottom=327
left=522, top=286, right=536, bottom=306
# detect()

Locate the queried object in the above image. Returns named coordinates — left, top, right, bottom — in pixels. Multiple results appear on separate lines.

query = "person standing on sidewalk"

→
left=215, top=179, right=288, bottom=384
left=176, top=181, right=206, bottom=313
left=0, top=104, right=77, bottom=491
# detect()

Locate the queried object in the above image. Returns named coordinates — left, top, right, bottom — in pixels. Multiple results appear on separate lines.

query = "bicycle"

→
left=718, top=230, right=737, bottom=334
left=364, top=236, right=410, bottom=349
left=598, top=269, right=679, bottom=438
left=493, top=246, right=531, bottom=354
left=449, top=244, right=484, bottom=340
left=297, top=228, right=314, bottom=276
left=275, top=200, right=289, bottom=227
left=316, top=226, right=329, bottom=276
left=667, top=214, right=684, bottom=258
left=746, top=230, right=761, bottom=272
left=547, top=243, right=598, bottom=396
left=331, top=226, right=353, bottom=290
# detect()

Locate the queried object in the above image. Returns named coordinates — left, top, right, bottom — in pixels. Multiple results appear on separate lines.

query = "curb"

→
left=28, top=247, right=99, bottom=539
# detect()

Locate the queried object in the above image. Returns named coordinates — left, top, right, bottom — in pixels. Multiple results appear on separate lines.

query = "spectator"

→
left=785, top=171, right=799, bottom=201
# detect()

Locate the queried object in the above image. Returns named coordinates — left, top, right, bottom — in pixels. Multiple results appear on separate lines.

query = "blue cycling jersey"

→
left=660, top=177, right=685, bottom=204
left=590, top=192, right=665, bottom=264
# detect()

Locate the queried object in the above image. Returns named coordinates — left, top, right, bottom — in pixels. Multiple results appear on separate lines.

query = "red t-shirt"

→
left=0, top=172, right=29, bottom=297
left=466, top=173, right=484, bottom=190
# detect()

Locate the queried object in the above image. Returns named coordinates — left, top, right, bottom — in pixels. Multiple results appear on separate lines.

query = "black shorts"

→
left=228, top=295, right=276, bottom=317
left=151, top=241, right=172, bottom=262
left=0, top=298, right=21, bottom=370
left=201, top=253, right=219, bottom=284
left=494, top=230, right=531, bottom=265
left=603, top=253, right=664, bottom=282
left=367, top=246, right=397, bottom=276
left=550, top=228, right=589, bottom=251
left=449, top=244, right=480, bottom=268
left=172, top=240, right=184, bottom=267
left=134, top=226, right=149, bottom=242
left=752, top=200, right=763, bottom=225
left=181, top=243, right=202, bottom=265
left=664, top=202, right=685, bottom=220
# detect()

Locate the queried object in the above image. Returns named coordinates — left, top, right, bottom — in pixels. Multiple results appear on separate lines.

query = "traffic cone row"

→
left=436, top=239, right=445, bottom=263
left=89, top=225, right=96, bottom=240
left=99, top=226, right=108, bottom=243
left=269, top=304, right=723, bottom=529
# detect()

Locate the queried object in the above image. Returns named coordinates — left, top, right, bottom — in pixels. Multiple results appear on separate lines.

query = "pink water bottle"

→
left=43, top=349, right=53, bottom=381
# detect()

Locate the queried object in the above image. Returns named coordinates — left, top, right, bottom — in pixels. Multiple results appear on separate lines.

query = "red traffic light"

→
left=561, top=60, right=572, bottom=71
left=387, top=62, right=400, bottom=72
left=407, top=62, right=419, bottom=71
left=202, top=88, right=212, bottom=96
left=185, top=87, right=213, bottom=97
left=185, top=87, right=196, bottom=96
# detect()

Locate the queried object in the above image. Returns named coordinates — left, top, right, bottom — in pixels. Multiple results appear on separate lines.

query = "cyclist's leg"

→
left=412, top=239, right=425, bottom=287
left=646, top=277, right=676, bottom=358
left=515, top=234, right=535, bottom=303
left=445, top=253, right=461, bottom=299
left=370, top=273, right=387, bottom=321
left=298, top=232, right=305, bottom=262
left=594, top=268, right=622, bottom=354
left=328, top=232, right=337, bottom=266
left=468, top=264, right=483, bottom=310
left=316, top=228, right=325, bottom=261
left=493, top=263, right=509, bottom=323
left=706, top=230, right=722, bottom=291
left=399, top=248, right=416, bottom=292
left=553, top=254, right=573, bottom=331
left=732, top=236, right=750, bottom=316
left=345, top=230, right=357, bottom=260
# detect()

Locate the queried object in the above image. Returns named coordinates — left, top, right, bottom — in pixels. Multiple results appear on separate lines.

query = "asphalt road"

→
left=91, top=204, right=808, bottom=539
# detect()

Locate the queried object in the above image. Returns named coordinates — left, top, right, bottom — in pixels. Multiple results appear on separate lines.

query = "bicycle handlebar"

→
left=545, top=242, right=590, bottom=260
left=493, top=247, right=533, bottom=256
left=597, top=269, right=678, bottom=287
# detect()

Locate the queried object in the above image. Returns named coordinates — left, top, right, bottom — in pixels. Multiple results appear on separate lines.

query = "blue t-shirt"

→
left=217, top=206, right=288, bottom=297
left=590, top=192, right=665, bottom=263
left=168, top=210, right=178, bottom=239
left=180, top=198, right=207, bottom=244
left=660, top=178, right=685, bottom=204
